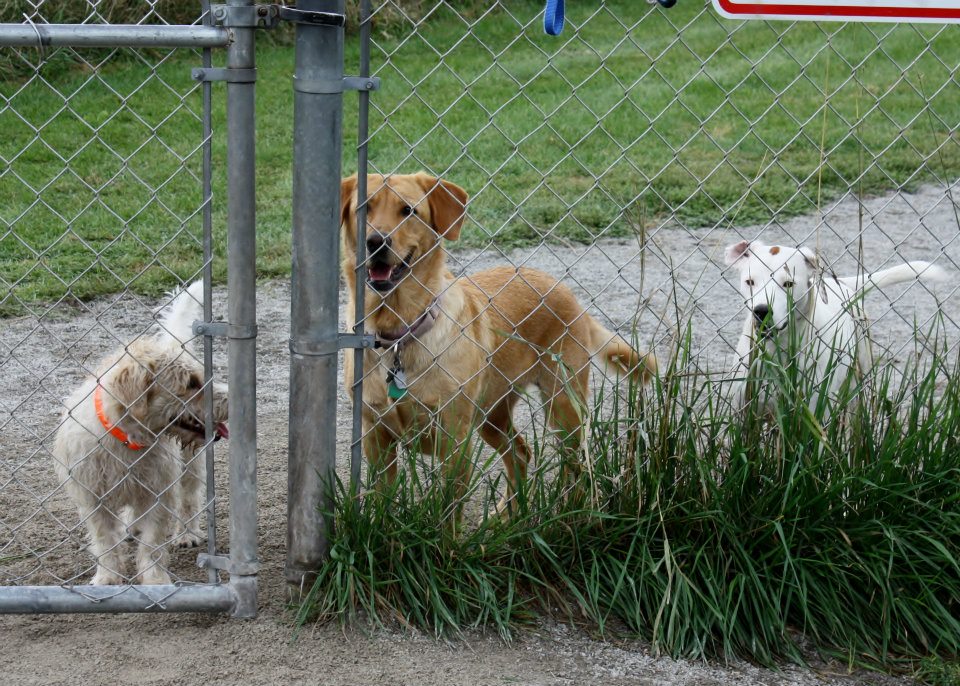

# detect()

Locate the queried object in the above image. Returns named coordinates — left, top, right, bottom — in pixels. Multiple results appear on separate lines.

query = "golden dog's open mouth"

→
left=366, top=250, right=415, bottom=293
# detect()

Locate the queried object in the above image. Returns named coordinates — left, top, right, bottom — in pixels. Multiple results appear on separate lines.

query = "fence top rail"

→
left=0, top=23, right=230, bottom=49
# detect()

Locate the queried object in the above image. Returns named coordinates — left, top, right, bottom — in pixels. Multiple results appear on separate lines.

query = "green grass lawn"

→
left=2, top=1, right=959, bottom=312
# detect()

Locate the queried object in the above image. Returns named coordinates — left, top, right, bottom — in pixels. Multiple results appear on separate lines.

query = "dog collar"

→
left=94, top=385, right=143, bottom=450
left=375, top=295, right=443, bottom=349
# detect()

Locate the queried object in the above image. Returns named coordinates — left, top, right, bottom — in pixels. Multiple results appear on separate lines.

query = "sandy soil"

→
left=2, top=184, right=957, bottom=684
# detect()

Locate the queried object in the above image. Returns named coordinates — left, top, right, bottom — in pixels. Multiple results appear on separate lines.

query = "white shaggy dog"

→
left=52, top=281, right=228, bottom=585
left=725, top=239, right=946, bottom=413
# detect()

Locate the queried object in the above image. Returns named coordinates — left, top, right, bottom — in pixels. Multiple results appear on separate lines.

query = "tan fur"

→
left=52, top=292, right=227, bottom=585
left=341, top=172, right=655, bottom=513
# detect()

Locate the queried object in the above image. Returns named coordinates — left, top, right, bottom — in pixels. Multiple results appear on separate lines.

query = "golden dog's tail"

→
left=589, top=320, right=656, bottom=384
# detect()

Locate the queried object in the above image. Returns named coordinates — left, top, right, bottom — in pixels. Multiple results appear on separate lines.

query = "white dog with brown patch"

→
left=725, top=239, right=946, bottom=413
left=53, top=281, right=228, bottom=585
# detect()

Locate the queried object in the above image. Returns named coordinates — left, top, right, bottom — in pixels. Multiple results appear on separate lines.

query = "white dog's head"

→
left=99, top=340, right=228, bottom=450
left=725, top=240, right=819, bottom=333
left=96, top=281, right=228, bottom=450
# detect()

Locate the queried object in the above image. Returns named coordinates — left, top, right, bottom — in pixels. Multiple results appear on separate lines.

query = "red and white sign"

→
left=712, top=0, right=960, bottom=23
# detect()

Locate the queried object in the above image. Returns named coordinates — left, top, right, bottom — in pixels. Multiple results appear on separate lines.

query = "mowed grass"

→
left=2, top=1, right=960, bottom=312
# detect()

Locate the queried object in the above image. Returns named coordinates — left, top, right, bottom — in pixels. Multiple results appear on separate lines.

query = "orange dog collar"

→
left=94, top=385, right=143, bottom=451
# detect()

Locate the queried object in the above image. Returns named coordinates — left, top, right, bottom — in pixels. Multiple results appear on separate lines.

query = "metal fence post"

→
left=225, top=0, right=260, bottom=618
left=286, top=0, right=344, bottom=586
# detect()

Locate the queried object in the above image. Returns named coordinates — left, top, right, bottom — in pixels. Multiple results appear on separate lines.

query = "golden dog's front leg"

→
left=431, top=398, right=480, bottom=530
left=362, top=417, right=400, bottom=485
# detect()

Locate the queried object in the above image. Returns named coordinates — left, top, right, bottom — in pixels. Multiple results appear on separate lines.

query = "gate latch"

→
left=209, top=4, right=345, bottom=29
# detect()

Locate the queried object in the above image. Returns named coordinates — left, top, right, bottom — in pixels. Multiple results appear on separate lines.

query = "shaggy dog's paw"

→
left=139, top=567, right=172, bottom=585
left=175, top=528, right=204, bottom=549
left=90, top=568, right=125, bottom=586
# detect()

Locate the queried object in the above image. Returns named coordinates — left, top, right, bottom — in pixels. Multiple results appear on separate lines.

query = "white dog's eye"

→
left=783, top=280, right=794, bottom=288
left=745, top=278, right=754, bottom=287
left=401, top=205, right=417, bottom=217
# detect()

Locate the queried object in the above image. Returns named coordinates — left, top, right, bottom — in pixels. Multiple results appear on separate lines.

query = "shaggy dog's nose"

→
left=366, top=232, right=391, bottom=257
left=752, top=304, right=770, bottom=324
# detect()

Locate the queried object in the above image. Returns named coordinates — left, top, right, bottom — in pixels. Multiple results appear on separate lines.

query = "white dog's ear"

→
left=724, top=240, right=752, bottom=266
left=104, top=357, right=157, bottom=445
left=110, top=361, right=152, bottom=409
left=799, top=246, right=818, bottom=270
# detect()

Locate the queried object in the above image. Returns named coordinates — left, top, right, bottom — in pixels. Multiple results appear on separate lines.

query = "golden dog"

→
left=341, top=173, right=654, bottom=511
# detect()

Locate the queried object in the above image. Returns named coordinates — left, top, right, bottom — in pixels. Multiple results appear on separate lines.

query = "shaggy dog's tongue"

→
left=216, top=423, right=229, bottom=440
left=368, top=263, right=393, bottom=281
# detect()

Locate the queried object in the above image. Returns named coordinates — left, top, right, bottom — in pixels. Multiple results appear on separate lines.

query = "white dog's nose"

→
left=752, top=304, right=770, bottom=324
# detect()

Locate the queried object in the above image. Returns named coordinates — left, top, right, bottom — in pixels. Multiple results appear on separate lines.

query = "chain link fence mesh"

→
left=349, top=1, right=960, bottom=517
left=1, top=0, right=959, bottom=606
left=0, top=2, right=224, bottom=592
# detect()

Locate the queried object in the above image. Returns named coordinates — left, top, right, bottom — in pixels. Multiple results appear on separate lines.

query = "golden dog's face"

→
left=340, top=173, right=468, bottom=295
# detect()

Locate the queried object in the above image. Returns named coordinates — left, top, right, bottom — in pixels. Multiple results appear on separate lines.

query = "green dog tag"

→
left=387, top=368, right=408, bottom=399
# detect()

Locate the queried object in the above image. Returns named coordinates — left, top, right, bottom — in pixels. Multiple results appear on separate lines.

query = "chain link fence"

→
left=1, top=0, right=959, bottom=616
left=344, top=1, right=960, bottom=517
left=0, top=1, right=256, bottom=614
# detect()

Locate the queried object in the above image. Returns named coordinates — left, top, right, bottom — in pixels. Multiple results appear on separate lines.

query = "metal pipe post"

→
left=286, top=0, right=344, bottom=587
left=349, top=0, right=372, bottom=487
left=225, top=0, right=259, bottom=618
left=201, top=0, right=220, bottom=587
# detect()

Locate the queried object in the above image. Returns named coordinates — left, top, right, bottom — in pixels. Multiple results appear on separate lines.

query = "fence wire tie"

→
left=21, top=13, right=45, bottom=62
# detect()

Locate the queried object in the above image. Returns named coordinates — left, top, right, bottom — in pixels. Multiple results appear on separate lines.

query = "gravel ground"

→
left=1, top=184, right=957, bottom=684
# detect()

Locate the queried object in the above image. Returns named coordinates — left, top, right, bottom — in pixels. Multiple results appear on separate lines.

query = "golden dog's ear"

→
left=340, top=174, right=358, bottom=228
left=416, top=173, right=468, bottom=241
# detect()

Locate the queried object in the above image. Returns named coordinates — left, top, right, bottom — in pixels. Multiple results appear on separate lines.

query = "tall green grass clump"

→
left=297, top=327, right=960, bottom=667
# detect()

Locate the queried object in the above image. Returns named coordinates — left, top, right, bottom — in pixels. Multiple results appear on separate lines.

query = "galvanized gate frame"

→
left=0, top=0, right=259, bottom=617
left=0, top=0, right=377, bottom=609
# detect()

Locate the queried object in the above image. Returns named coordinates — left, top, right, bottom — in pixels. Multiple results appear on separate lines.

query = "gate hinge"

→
left=193, top=320, right=258, bottom=340
left=192, top=67, right=258, bottom=83
left=292, top=76, right=380, bottom=94
left=210, top=4, right=344, bottom=29
left=289, top=332, right=376, bottom=357
left=338, top=333, right=377, bottom=349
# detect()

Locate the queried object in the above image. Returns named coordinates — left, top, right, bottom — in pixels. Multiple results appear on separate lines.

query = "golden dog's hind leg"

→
left=478, top=392, right=533, bottom=517
left=541, top=362, right=590, bottom=467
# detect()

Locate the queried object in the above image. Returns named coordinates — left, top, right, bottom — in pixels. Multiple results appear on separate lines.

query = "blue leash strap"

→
left=543, top=0, right=564, bottom=35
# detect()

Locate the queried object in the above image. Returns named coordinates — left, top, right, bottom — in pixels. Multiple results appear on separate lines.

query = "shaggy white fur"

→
left=53, top=281, right=228, bottom=585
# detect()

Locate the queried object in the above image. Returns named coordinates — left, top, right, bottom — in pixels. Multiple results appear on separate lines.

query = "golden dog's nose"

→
left=366, top=232, right=391, bottom=257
